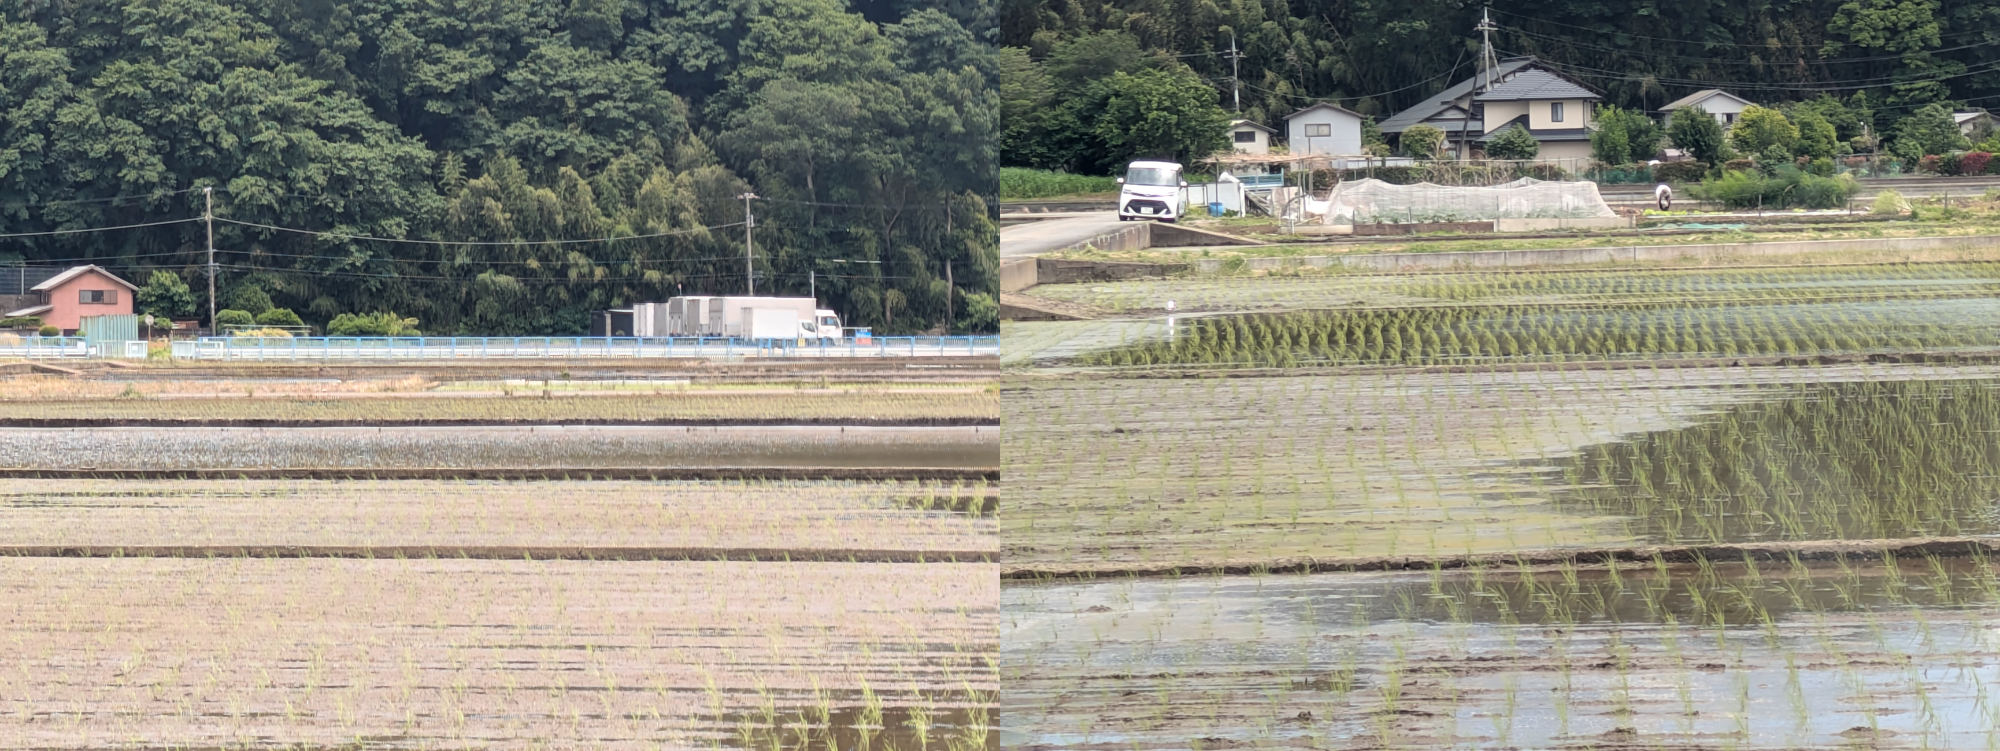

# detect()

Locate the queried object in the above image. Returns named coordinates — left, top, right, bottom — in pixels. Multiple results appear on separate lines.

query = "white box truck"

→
left=647, top=296, right=842, bottom=341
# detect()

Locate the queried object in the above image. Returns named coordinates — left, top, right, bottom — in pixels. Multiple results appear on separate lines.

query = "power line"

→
left=1512, top=49, right=2000, bottom=91
left=0, top=187, right=204, bottom=209
left=215, top=217, right=743, bottom=246
left=0, top=217, right=203, bottom=239
left=1486, top=8, right=2000, bottom=49
left=1503, top=24, right=2000, bottom=67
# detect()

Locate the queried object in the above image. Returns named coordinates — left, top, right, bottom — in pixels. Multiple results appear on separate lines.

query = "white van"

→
left=1117, top=160, right=1188, bottom=223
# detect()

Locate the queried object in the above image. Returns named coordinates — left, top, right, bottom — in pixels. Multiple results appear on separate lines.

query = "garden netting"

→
left=1318, top=178, right=1617, bottom=224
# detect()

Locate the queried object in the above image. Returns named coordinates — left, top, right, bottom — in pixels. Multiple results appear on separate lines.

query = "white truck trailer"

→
left=632, top=297, right=842, bottom=341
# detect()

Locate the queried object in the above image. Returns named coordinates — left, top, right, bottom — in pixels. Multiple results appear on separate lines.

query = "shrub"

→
left=1871, top=190, right=1910, bottom=215
left=1688, top=167, right=1859, bottom=209
left=229, top=327, right=294, bottom=338
left=1809, top=157, right=1836, bottom=176
left=999, top=167, right=1119, bottom=199
left=1485, top=124, right=1540, bottom=160
left=37, top=325, right=59, bottom=337
left=214, top=309, right=255, bottom=327
left=1959, top=152, right=1992, bottom=176
left=1723, top=158, right=1757, bottom=173
left=327, top=311, right=420, bottom=336
left=1938, top=152, right=1965, bottom=176
left=1917, top=154, right=1943, bottom=174
left=1401, top=124, right=1447, bottom=159
left=0, top=316, right=43, bottom=329
left=255, top=308, right=305, bottom=328
left=1652, top=161, right=1708, bottom=183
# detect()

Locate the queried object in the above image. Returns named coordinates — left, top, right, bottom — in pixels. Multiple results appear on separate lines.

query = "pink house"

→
left=2, top=265, right=136, bottom=332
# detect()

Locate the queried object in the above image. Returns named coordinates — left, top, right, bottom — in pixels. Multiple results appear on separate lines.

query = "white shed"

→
left=1956, top=111, right=1994, bottom=138
left=1284, top=103, right=1365, bottom=156
left=1229, top=119, right=1277, bottom=154
left=1658, top=89, right=1757, bottom=128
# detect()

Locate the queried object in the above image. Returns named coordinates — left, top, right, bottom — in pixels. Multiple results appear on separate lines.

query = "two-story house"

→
left=1377, top=57, right=1602, bottom=163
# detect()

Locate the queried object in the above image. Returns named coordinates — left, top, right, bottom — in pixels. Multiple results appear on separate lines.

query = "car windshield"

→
left=1125, top=167, right=1179, bottom=187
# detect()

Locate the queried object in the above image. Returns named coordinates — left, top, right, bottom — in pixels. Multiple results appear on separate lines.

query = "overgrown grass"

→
left=1686, top=168, right=1862, bottom=209
left=1000, top=168, right=1117, bottom=199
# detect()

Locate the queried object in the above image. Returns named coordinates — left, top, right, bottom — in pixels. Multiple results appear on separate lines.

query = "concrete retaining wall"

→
left=1192, top=233, right=2000, bottom=273
left=1000, top=257, right=1038, bottom=293
left=1353, top=221, right=1494, bottom=236
left=1494, top=216, right=1635, bottom=232
left=1036, top=259, right=1188, bottom=284
left=1149, top=222, right=1264, bottom=247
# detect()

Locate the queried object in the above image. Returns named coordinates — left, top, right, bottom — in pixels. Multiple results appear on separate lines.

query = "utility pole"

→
left=809, top=269, right=815, bottom=303
left=204, top=186, right=215, bottom=328
left=737, top=192, right=757, bottom=295
left=944, top=259, right=953, bottom=335
left=1457, top=8, right=1501, bottom=161
left=1226, top=36, right=1244, bottom=113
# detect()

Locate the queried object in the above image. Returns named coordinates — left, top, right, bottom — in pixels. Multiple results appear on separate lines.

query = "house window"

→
left=1550, top=102, right=1565, bottom=123
left=1304, top=124, right=1332, bottom=137
left=80, top=289, right=115, bottom=305
left=1234, top=130, right=1258, bottom=143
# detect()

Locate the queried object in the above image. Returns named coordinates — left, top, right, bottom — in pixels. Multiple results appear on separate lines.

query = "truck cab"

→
left=1118, top=160, right=1188, bottom=223
left=803, top=310, right=842, bottom=342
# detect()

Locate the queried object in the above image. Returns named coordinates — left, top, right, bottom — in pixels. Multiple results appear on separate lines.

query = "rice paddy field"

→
left=0, top=364, right=999, bottom=749
left=1002, top=257, right=2000, bottom=749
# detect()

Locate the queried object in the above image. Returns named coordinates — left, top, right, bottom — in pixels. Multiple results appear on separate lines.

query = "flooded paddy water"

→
left=1005, top=555, right=2000, bottom=749
left=1004, top=258, right=2000, bottom=749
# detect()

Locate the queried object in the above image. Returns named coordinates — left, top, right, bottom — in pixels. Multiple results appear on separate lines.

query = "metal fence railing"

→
left=0, top=336, right=90, bottom=359
left=168, top=335, right=1000, bottom=361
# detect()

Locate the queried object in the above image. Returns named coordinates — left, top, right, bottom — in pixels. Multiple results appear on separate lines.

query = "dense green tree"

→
left=136, top=271, right=196, bottom=320
left=1094, top=67, right=1229, bottom=165
left=1893, top=102, right=1971, bottom=159
left=0, top=0, right=997, bottom=335
left=1669, top=107, right=1730, bottom=167
left=1731, top=106, right=1801, bottom=164
left=998, top=0, right=2000, bottom=169
left=1591, top=105, right=1662, bottom=164
left=1793, top=110, right=1842, bottom=160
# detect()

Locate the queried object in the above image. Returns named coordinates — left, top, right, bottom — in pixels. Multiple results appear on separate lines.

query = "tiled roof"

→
left=1377, top=58, right=1538, bottom=133
left=1472, top=69, right=1601, bottom=102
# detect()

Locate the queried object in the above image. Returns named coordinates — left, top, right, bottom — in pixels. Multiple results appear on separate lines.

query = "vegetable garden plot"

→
left=0, top=425, right=997, bottom=471
left=0, top=479, right=993, bottom=554
left=0, top=558, right=994, bottom=751
left=1002, top=363, right=2000, bottom=573
left=1004, top=554, right=2000, bottom=750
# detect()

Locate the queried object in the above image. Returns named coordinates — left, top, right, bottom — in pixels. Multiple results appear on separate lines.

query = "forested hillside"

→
left=1000, top=0, right=2000, bottom=173
left=0, top=0, right=996, bottom=335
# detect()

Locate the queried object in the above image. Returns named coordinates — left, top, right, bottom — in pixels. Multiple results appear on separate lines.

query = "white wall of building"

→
left=1287, top=107, right=1363, bottom=155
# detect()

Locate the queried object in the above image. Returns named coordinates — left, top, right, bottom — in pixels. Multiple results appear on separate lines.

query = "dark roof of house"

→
left=1229, top=119, right=1278, bottom=134
left=1475, top=115, right=1592, bottom=142
left=1283, top=102, right=1365, bottom=121
left=1472, top=69, right=1601, bottom=102
left=1377, top=58, right=1538, bottom=134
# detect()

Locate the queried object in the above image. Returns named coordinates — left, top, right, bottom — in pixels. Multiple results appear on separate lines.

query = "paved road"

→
left=999, top=212, right=1125, bottom=257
